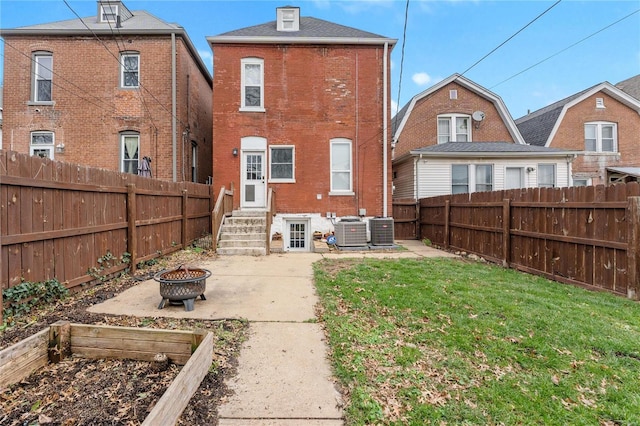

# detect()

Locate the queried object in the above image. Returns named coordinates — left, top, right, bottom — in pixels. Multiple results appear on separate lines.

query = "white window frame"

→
left=100, top=3, right=119, bottom=22
left=438, top=114, right=471, bottom=144
left=191, top=142, right=198, bottom=182
left=120, top=132, right=140, bottom=174
left=584, top=122, right=617, bottom=153
left=120, top=52, right=140, bottom=88
left=30, top=131, right=55, bottom=159
left=240, top=58, right=265, bottom=112
left=269, top=145, right=295, bottom=183
left=573, top=177, right=591, bottom=187
left=33, top=52, right=53, bottom=103
left=451, top=164, right=493, bottom=194
left=538, top=164, right=556, bottom=188
left=330, top=138, right=353, bottom=194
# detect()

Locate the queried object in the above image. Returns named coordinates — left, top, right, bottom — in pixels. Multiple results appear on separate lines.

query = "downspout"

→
left=383, top=42, right=389, bottom=217
left=171, top=33, right=177, bottom=182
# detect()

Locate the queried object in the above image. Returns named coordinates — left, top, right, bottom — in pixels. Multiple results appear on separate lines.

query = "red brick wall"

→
left=394, top=82, right=516, bottom=159
left=550, top=92, right=640, bottom=184
left=212, top=43, right=392, bottom=217
left=1, top=34, right=212, bottom=182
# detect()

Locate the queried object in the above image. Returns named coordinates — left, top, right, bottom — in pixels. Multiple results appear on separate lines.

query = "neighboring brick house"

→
left=207, top=6, right=395, bottom=248
left=0, top=0, right=212, bottom=183
left=516, top=79, right=640, bottom=185
left=392, top=74, right=577, bottom=199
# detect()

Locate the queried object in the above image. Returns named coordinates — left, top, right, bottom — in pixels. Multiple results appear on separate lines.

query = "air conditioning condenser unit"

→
left=370, top=217, right=394, bottom=246
left=334, top=220, right=367, bottom=247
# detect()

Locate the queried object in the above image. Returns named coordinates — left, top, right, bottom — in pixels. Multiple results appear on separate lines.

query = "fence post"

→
left=627, top=196, right=640, bottom=300
left=415, top=200, right=420, bottom=240
left=444, top=200, right=450, bottom=249
left=127, top=184, right=137, bottom=274
left=503, top=199, right=511, bottom=267
left=209, top=184, right=215, bottom=236
left=182, top=189, right=189, bottom=250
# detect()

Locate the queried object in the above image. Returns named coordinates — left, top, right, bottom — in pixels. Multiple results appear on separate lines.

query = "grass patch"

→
left=314, top=257, right=640, bottom=425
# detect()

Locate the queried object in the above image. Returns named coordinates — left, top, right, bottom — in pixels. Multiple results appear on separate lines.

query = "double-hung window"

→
left=451, top=164, right=493, bottom=194
left=538, top=164, right=556, bottom=188
left=121, top=132, right=139, bottom=174
left=438, top=114, right=470, bottom=143
left=270, top=146, right=295, bottom=182
left=584, top=122, right=617, bottom=152
left=241, top=58, right=264, bottom=111
left=30, top=131, right=55, bottom=159
left=121, top=52, right=139, bottom=88
left=33, top=52, right=53, bottom=102
left=330, top=138, right=352, bottom=193
left=100, top=3, right=118, bottom=22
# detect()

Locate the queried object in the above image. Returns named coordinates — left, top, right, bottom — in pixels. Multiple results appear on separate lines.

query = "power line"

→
left=62, top=0, right=186, bottom=130
left=461, top=0, right=562, bottom=76
left=396, top=0, right=410, bottom=113
left=491, top=8, right=640, bottom=89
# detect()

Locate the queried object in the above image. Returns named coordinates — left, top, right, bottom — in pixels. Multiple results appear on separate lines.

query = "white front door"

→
left=505, top=167, right=524, bottom=189
left=241, top=151, right=266, bottom=209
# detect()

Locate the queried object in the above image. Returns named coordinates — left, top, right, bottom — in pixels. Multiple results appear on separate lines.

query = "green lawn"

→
left=313, top=257, right=640, bottom=425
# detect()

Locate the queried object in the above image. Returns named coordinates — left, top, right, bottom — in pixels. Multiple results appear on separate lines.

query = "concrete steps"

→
left=217, top=211, right=268, bottom=256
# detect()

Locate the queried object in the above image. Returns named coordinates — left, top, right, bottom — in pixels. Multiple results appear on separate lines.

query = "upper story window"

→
left=584, top=122, right=617, bottom=153
left=240, top=58, right=264, bottom=111
left=100, top=3, right=119, bottom=22
left=121, top=132, right=139, bottom=174
left=438, top=114, right=470, bottom=143
left=120, top=52, right=139, bottom=88
left=33, top=52, right=53, bottom=102
left=538, top=164, right=556, bottom=188
left=330, top=138, right=353, bottom=194
left=30, top=131, right=55, bottom=159
left=270, top=146, right=295, bottom=182
left=277, top=7, right=300, bottom=31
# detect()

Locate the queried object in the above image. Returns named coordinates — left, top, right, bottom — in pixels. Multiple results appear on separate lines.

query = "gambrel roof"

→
left=515, top=81, right=640, bottom=147
left=392, top=74, right=525, bottom=145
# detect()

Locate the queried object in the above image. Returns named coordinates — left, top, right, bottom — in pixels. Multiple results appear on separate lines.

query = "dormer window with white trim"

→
left=277, top=7, right=300, bottom=31
left=100, top=3, right=119, bottom=22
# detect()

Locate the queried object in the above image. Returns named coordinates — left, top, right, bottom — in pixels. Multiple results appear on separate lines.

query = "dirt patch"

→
left=1, top=248, right=248, bottom=426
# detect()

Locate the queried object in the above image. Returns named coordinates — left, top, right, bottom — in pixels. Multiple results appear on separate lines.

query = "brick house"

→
left=0, top=0, right=212, bottom=183
left=207, top=7, right=395, bottom=249
left=516, top=79, right=640, bottom=185
left=392, top=74, right=577, bottom=199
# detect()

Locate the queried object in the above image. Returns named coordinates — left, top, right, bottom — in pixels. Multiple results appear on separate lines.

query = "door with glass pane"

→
left=285, top=220, right=309, bottom=252
left=505, top=167, right=524, bottom=189
left=241, top=151, right=266, bottom=209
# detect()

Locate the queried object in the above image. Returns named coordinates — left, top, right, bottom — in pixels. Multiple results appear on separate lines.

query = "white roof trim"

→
left=207, top=36, right=397, bottom=46
left=544, top=82, right=640, bottom=147
left=407, top=151, right=579, bottom=158
left=394, top=73, right=525, bottom=145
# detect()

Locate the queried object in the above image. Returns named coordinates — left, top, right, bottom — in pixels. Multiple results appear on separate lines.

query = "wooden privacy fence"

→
left=417, top=182, right=640, bottom=299
left=1, top=150, right=214, bottom=304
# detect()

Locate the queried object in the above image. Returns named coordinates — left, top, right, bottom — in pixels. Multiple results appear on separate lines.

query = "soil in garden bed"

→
left=1, top=248, right=248, bottom=426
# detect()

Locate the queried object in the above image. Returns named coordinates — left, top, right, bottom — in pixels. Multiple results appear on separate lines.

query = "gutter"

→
left=407, top=150, right=582, bottom=158
left=207, top=36, right=398, bottom=46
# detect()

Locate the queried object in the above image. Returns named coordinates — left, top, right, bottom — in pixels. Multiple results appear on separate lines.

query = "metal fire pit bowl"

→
left=154, top=266, right=211, bottom=312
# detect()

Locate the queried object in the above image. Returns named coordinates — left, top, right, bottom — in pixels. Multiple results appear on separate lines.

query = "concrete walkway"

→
left=87, top=240, right=456, bottom=425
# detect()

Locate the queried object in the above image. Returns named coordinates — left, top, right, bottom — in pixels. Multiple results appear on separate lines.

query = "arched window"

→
left=120, top=132, right=139, bottom=174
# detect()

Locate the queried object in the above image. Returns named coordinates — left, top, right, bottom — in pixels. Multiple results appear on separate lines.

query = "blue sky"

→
left=1, top=0, right=638, bottom=119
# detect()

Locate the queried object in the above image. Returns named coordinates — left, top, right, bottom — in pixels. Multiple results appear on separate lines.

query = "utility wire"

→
left=395, top=0, right=410, bottom=114
left=491, top=7, right=640, bottom=89
left=62, top=0, right=187, bottom=130
left=461, top=0, right=562, bottom=76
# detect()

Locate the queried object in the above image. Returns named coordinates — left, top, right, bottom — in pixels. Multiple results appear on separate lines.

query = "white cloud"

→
left=412, top=72, right=432, bottom=86
left=391, top=99, right=399, bottom=116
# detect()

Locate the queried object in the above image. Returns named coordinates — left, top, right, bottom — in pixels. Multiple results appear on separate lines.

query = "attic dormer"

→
left=98, top=1, right=133, bottom=26
left=277, top=6, right=300, bottom=32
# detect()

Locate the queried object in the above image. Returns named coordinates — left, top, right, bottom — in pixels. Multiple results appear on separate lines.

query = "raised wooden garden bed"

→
left=0, top=321, right=213, bottom=425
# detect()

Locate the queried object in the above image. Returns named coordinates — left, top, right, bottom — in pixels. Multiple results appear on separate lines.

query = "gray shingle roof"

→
left=514, top=86, right=594, bottom=147
left=616, top=74, right=640, bottom=101
left=0, top=10, right=183, bottom=34
left=411, top=142, right=576, bottom=155
left=211, top=16, right=393, bottom=42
